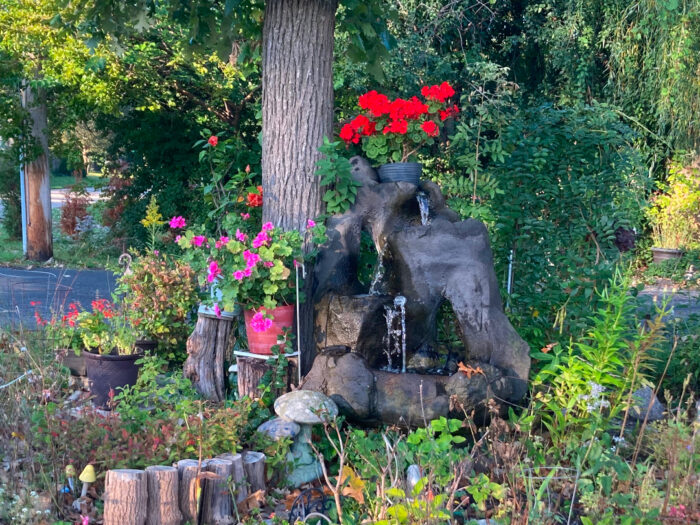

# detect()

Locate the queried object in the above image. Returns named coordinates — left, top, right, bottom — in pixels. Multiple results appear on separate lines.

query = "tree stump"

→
left=236, top=354, right=297, bottom=399
left=242, top=451, right=266, bottom=493
left=176, top=459, right=207, bottom=524
left=145, top=466, right=181, bottom=525
left=104, top=469, right=147, bottom=525
left=184, top=313, right=236, bottom=401
left=202, top=458, right=234, bottom=525
left=216, top=453, right=248, bottom=504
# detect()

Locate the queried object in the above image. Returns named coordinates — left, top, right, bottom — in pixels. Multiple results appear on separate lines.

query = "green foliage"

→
left=315, top=138, right=361, bottom=215
left=647, top=162, right=700, bottom=250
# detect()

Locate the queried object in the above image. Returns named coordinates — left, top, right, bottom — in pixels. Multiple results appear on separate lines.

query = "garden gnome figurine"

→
left=274, top=390, right=338, bottom=486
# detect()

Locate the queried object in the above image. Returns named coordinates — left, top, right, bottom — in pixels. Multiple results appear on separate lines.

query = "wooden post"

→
left=145, top=466, right=181, bottom=525
left=202, top=459, right=234, bottom=525
left=176, top=459, right=207, bottom=524
left=216, top=453, right=248, bottom=504
left=242, top=451, right=266, bottom=493
left=104, top=469, right=147, bottom=525
left=236, top=354, right=297, bottom=400
left=184, top=311, right=236, bottom=401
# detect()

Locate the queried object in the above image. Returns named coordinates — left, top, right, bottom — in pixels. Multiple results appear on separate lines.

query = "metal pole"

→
left=20, top=157, right=27, bottom=255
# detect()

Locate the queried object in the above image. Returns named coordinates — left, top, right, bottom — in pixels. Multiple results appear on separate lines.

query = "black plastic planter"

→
left=84, top=351, right=142, bottom=409
left=378, top=162, right=422, bottom=185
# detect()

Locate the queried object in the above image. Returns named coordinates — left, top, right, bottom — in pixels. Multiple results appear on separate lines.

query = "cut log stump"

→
left=236, top=354, right=297, bottom=400
left=184, top=313, right=236, bottom=401
left=104, top=469, right=147, bottom=525
left=176, top=459, right=207, bottom=524
left=202, top=458, right=234, bottom=525
left=216, top=452, right=248, bottom=504
left=242, top=451, right=266, bottom=493
left=145, top=466, right=181, bottom=525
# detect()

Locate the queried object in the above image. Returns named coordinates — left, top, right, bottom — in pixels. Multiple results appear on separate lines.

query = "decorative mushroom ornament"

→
left=273, top=390, right=338, bottom=486
left=73, top=464, right=96, bottom=510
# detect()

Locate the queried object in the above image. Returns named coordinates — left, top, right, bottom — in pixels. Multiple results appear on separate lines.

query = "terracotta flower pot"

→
left=244, top=305, right=295, bottom=355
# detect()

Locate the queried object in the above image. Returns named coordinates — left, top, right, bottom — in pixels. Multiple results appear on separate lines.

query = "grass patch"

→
left=50, top=173, right=104, bottom=190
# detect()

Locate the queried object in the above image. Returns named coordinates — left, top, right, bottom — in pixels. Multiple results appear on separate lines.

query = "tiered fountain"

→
left=303, top=157, right=530, bottom=426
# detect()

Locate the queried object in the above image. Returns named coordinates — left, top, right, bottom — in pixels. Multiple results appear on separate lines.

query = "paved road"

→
left=0, top=267, right=116, bottom=330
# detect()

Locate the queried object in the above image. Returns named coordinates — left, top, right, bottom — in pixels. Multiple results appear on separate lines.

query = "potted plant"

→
left=77, top=299, right=142, bottom=408
left=647, top=164, right=700, bottom=263
left=176, top=213, right=326, bottom=354
left=33, top=302, right=85, bottom=376
left=339, top=81, right=459, bottom=184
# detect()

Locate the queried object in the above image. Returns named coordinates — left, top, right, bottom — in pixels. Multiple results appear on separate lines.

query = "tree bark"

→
left=202, top=458, right=234, bottom=525
left=21, top=81, right=52, bottom=261
left=103, top=469, right=148, bottom=525
left=184, top=314, right=236, bottom=401
left=145, top=466, right=182, bottom=525
left=261, top=0, right=337, bottom=374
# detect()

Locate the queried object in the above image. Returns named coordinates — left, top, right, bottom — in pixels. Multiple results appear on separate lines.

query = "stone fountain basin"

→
left=301, top=348, right=516, bottom=427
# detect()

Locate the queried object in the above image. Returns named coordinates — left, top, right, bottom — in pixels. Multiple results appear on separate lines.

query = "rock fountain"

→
left=305, top=157, right=530, bottom=426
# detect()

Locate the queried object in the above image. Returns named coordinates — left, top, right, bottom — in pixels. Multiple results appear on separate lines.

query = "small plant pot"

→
left=244, top=305, right=295, bottom=355
left=378, top=162, right=422, bottom=185
left=651, top=247, right=684, bottom=264
left=84, top=351, right=143, bottom=409
left=58, top=350, right=86, bottom=377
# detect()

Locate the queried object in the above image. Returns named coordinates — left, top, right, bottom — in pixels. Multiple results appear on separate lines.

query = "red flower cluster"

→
left=92, top=299, right=114, bottom=319
left=439, top=104, right=460, bottom=121
left=340, top=82, right=457, bottom=147
left=62, top=303, right=80, bottom=327
left=421, top=81, right=455, bottom=102
left=247, top=186, right=263, bottom=207
left=208, top=135, right=218, bottom=147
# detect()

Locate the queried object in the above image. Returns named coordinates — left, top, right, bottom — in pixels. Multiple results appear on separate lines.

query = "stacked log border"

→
left=103, top=452, right=266, bottom=525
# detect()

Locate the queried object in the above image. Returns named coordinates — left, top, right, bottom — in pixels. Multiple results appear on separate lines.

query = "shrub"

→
left=59, top=186, right=90, bottom=237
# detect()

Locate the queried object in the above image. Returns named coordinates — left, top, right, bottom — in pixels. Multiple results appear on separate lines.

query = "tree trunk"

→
left=236, top=355, right=297, bottom=400
left=184, top=314, right=236, bottom=401
left=202, top=458, right=234, bottom=525
left=103, top=469, right=148, bottom=525
left=145, top=466, right=182, bottom=525
left=261, top=0, right=337, bottom=374
left=21, top=81, right=52, bottom=261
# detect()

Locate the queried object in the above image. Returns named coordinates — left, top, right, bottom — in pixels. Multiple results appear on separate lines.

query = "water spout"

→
left=383, top=295, right=407, bottom=373
left=369, top=245, right=386, bottom=296
left=417, top=192, right=430, bottom=226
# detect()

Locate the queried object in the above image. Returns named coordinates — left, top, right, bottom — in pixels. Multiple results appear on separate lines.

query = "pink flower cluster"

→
left=207, top=261, right=222, bottom=283
left=243, top=250, right=261, bottom=269
left=191, top=235, right=206, bottom=247
left=250, top=310, right=273, bottom=333
left=252, top=231, right=270, bottom=249
left=169, top=216, right=186, bottom=229
left=215, top=236, right=229, bottom=249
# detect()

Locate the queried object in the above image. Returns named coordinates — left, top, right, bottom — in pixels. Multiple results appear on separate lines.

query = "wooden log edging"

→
left=105, top=452, right=266, bottom=525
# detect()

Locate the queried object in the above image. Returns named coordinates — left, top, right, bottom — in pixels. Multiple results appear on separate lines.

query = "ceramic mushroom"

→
left=73, top=464, right=96, bottom=510
left=65, top=464, right=76, bottom=495
left=273, top=390, right=338, bottom=486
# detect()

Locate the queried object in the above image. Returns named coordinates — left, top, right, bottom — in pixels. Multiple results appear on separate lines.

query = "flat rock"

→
left=629, top=386, right=665, bottom=421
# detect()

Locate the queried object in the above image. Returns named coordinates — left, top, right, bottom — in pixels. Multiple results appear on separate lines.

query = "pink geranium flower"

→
left=235, top=229, right=247, bottom=242
left=307, top=219, right=316, bottom=228
left=262, top=222, right=274, bottom=232
left=263, top=261, right=274, bottom=268
left=252, top=232, right=270, bottom=249
left=169, top=216, right=186, bottom=228
left=207, top=260, right=222, bottom=283
left=243, top=267, right=252, bottom=277
left=175, top=235, right=181, bottom=242
left=241, top=213, right=250, bottom=220
left=191, top=235, right=206, bottom=247
left=250, top=311, right=273, bottom=333
left=214, top=303, right=222, bottom=318
left=233, top=270, right=245, bottom=280
left=215, top=236, right=230, bottom=249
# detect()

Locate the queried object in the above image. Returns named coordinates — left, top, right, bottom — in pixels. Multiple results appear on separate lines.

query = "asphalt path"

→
left=0, top=267, right=116, bottom=330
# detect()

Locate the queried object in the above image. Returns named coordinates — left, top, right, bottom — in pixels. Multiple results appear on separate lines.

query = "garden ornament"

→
left=274, top=390, right=338, bottom=487
left=73, top=464, right=96, bottom=510
left=65, top=464, right=76, bottom=494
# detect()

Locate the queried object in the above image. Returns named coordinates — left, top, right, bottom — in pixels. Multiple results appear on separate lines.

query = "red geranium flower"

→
left=208, top=135, right=218, bottom=147
left=247, top=186, right=263, bottom=207
left=421, top=120, right=439, bottom=137
left=383, top=119, right=408, bottom=135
